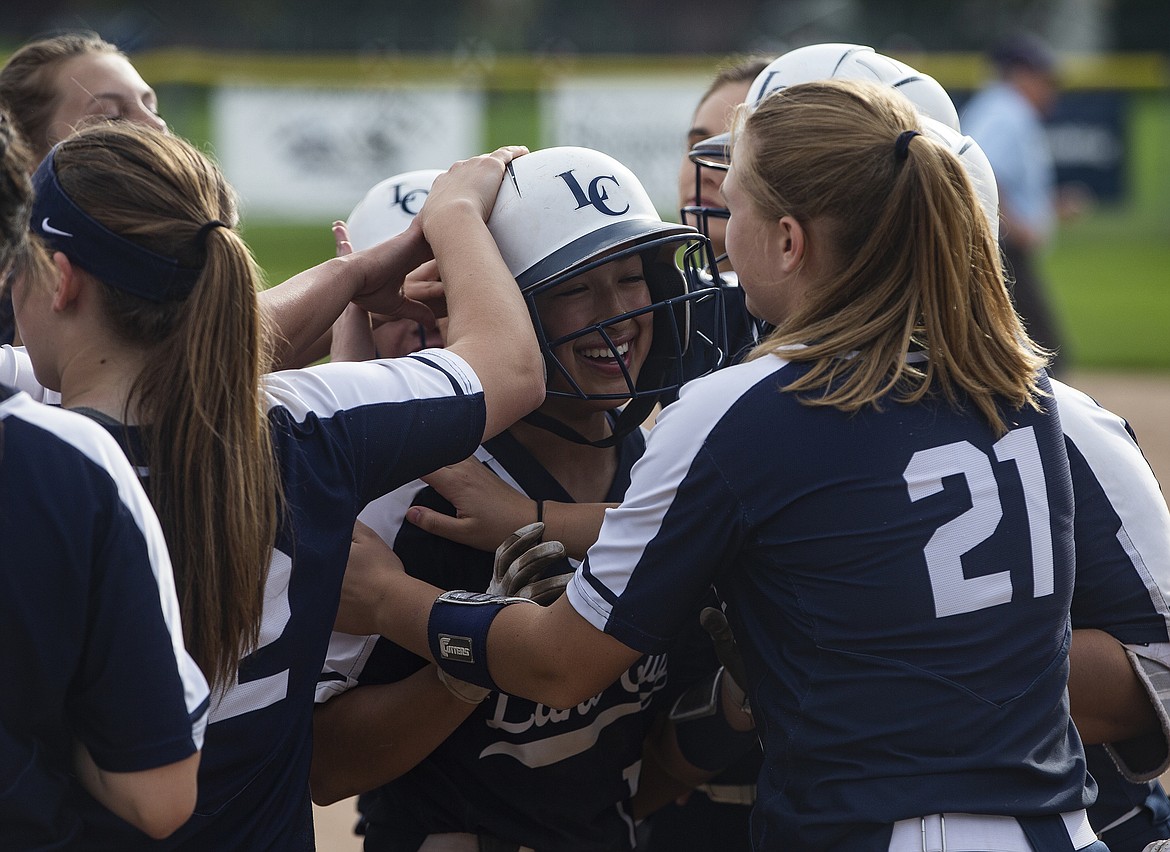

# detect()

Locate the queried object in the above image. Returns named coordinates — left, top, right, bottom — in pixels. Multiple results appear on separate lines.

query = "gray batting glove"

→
left=435, top=523, right=570, bottom=704
left=487, top=522, right=571, bottom=605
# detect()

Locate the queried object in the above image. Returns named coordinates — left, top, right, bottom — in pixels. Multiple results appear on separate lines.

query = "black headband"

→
left=30, top=146, right=202, bottom=302
left=894, top=130, right=921, bottom=162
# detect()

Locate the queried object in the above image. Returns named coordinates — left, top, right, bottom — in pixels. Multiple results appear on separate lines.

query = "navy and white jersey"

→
left=1052, top=379, right=1170, bottom=850
left=76, top=350, right=486, bottom=851
left=319, top=426, right=675, bottom=852
left=568, top=354, right=1088, bottom=850
left=0, top=386, right=208, bottom=850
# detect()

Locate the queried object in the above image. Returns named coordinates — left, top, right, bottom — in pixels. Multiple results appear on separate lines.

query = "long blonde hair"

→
left=736, top=80, right=1046, bottom=433
left=52, top=122, right=280, bottom=690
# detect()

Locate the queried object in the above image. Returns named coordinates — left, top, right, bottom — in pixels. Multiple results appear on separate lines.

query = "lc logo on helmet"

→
left=556, top=169, right=630, bottom=217
left=388, top=182, right=429, bottom=216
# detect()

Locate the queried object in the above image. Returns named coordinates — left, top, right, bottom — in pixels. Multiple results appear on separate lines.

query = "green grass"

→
left=1046, top=223, right=1170, bottom=371
left=242, top=222, right=338, bottom=289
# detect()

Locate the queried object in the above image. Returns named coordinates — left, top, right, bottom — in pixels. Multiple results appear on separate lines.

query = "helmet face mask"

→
left=487, top=147, right=725, bottom=442
left=681, top=137, right=732, bottom=271
left=529, top=234, right=722, bottom=404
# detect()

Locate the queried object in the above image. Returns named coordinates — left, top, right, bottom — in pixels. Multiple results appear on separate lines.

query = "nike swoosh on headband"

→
left=41, top=218, right=74, bottom=238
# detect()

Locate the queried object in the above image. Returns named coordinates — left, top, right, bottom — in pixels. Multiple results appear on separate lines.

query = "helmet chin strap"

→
left=520, top=395, right=659, bottom=449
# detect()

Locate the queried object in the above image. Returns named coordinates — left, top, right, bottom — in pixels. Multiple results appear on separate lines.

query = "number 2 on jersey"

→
left=904, top=426, right=1054, bottom=618
left=209, top=549, right=293, bottom=722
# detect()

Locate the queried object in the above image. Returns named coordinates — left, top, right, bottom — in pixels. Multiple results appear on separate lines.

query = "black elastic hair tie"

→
left=195, top=219, right=229, bottom=250
left=894, top=130, right=921, bottom=161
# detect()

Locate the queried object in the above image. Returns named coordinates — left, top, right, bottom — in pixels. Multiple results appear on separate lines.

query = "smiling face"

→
left=45, top=52, right=165, bottom=152
left=532, top=253, right=653, bottom=412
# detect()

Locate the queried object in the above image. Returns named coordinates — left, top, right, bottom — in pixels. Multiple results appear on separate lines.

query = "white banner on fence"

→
left=213, top=86, right=484, bottom=221
left=543, top=76, right=710, bottom=219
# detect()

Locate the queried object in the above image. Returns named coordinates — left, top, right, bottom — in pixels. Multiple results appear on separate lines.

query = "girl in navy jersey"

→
left=342, top=80, right=1107, bottom=851
left=0, top=108, right=206, bottom=848
left=313, top=147, right=732, bottom=852
left=4, top=121, right=544, bottom=849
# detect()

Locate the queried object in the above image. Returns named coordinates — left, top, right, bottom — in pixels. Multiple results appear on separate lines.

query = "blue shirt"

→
left=0, top=386, right=208, bottom=850
left=320, top=426, right=676, bottom=851
left=1052, top=379, right=1170, bottom=851
left=568, top=355, right=1088, bottom=849
left=962, top=81, right=1057, bottom=242
left=77, top=350, right=487, bottom=851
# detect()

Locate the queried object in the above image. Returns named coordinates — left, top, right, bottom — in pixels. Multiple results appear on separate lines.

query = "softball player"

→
left=1, top=114, right=206, bottom=845
left=340, top=80, right=1106, bottom=851
left=314, top=146, right=735, bottom=851
left=1053, top=377, right=1170, bottom=851
left=0, top=386, right=209, bottom=846
left=679, top=45, right=1170, bottom=851
left=7, top=122, right=544, bottom=849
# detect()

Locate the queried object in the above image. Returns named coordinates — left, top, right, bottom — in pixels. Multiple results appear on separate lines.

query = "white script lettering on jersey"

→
left=481, top=653, right=668, bottom=768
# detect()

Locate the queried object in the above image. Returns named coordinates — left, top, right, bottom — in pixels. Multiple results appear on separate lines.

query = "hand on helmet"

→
left=418, top=146, right=529, bottom=234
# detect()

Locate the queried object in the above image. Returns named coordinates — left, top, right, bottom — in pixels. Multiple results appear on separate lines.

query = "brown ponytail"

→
left=1, top=109, right=33, bottom=272
left=52, top=122, right=280, bottom=690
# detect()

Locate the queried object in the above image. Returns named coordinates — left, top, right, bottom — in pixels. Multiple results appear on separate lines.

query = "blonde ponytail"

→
left=736, top=80, right=1046, bottom=433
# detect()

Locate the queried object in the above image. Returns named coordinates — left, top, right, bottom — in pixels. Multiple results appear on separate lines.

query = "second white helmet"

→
left=345, top=168, right=443, bottom=251
left=746, top=43, right=959, bottom=131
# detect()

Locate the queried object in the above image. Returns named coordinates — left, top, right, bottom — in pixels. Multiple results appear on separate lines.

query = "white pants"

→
left=888, top=810, right=1098, bottom=851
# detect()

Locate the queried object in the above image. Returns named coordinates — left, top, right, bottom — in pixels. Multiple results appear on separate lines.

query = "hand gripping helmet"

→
left=487, top=146, right=725, bottom=446
left=345, top=168, right=444, bottom=250
left=683, top=44, right=960, bottom=244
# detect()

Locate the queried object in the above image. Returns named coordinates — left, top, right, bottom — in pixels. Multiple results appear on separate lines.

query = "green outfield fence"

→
left=5, top=48, right=1168, bottom=369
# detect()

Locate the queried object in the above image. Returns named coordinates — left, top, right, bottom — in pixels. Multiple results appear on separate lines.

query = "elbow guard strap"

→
left=428, top=590, right=537, bottom=691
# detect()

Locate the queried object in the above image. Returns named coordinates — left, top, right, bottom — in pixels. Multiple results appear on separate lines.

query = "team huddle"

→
left=2, top=31, right=1170, bottom=852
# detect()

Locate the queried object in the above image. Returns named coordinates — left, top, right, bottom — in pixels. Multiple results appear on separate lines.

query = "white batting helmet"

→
left=746, top=43, right=959, bottom=131
left=488, top=146, right=725, bottom=443
left=345, top=168, right=443, bottom=251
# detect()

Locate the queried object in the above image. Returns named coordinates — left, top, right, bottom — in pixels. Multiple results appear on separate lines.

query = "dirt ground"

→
left=311, top=369, right=1170, bottom=852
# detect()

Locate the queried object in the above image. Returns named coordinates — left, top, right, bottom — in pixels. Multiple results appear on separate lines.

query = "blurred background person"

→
left=962, top=32, right=1089, bottom=374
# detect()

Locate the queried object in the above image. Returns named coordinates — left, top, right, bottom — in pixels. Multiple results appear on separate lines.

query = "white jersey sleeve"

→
left=1054, top=378, right=1170, bottom=780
